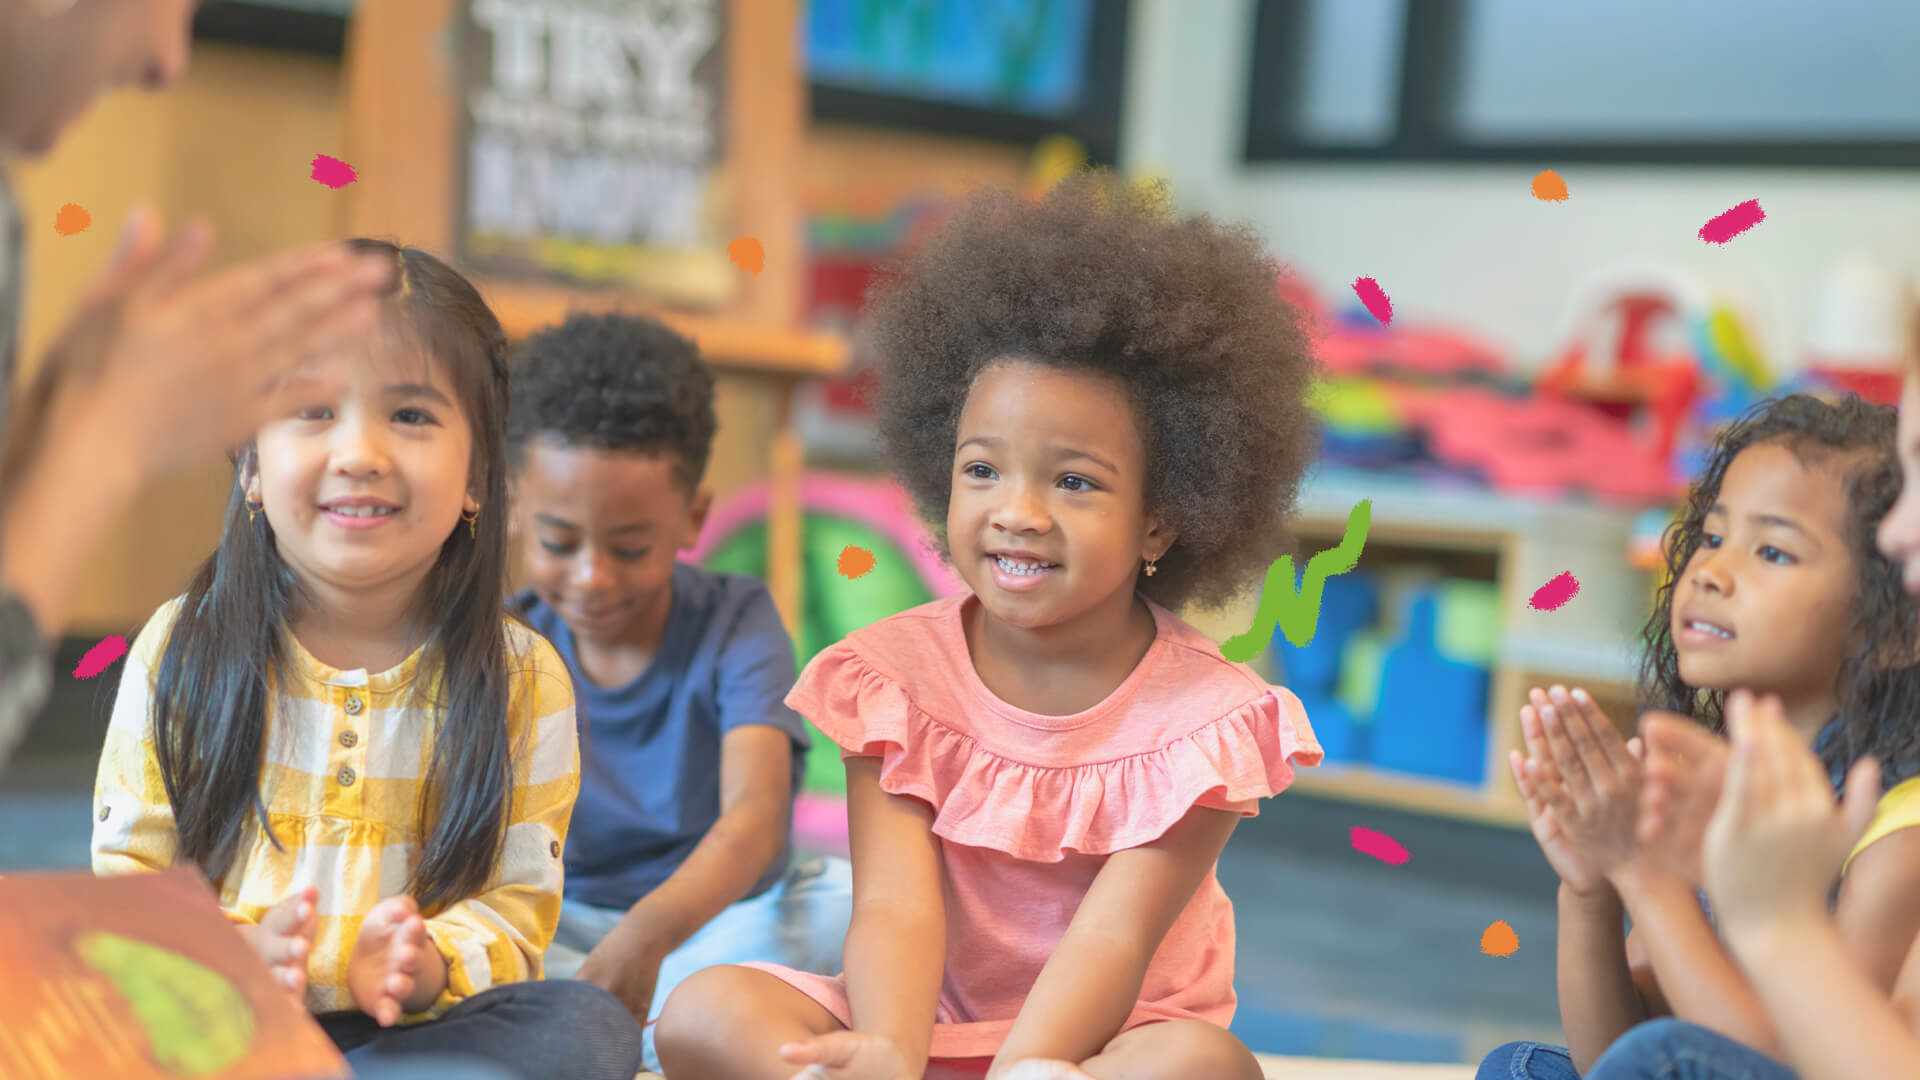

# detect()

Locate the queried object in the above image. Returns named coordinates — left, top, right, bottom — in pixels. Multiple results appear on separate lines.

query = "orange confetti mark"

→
left=1531, top=170, right=1568, bottom=202
left=53, top=204, right=91, bottom=236
left=728, top=237, right=765, bottom=275
left=1481, top=920, right=1519, bottom=957
left=837, top=545, right=876, bottom=580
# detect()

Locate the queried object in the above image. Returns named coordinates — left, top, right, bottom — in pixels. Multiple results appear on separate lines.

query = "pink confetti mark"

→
left=310, top=154, right=358, bottom=189
left=1350, top=825, right=1410, bottom=865
left=74, top=635, right=128, bottom=680
left=1698, top=199, right=1765, bottom=245
left=1529, top=571, right=1581, bottom=612
left=1351, top=277, right=1393, bottom=324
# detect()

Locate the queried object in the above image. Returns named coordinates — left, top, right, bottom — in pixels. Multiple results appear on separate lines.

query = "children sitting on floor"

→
left=505, top=312, right=853, bottom=1075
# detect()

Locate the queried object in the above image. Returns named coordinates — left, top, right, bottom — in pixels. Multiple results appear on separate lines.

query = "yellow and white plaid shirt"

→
left=92, top=596, right=580, bottom=1020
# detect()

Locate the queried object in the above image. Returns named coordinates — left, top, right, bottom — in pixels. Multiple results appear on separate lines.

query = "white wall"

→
left=1120, top=0, right=1920, bottom=372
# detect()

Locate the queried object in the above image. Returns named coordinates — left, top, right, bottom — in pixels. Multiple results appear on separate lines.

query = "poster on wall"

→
left=803, top=0, right=1128, bottom=163
left=457, top=0, right=736, bottom=308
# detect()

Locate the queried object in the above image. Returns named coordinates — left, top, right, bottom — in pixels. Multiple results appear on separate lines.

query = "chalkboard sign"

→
left=455, top=0, right=737, bottom=307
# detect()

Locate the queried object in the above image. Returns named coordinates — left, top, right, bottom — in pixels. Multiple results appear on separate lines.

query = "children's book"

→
left=0, top=866, right=348, bottom=1080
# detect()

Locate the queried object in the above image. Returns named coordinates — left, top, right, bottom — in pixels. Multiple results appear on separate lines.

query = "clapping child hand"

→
left=1705, top=690, right=1881, bottom=944
left=246, top=884, right=318, bottom=998
left=1637, top=710, right=1730, bottom=886
left=347, top=895, right=431, bottom=1027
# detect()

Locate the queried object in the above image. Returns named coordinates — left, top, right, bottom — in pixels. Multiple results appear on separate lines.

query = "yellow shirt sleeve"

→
left=91, top=597, right=188, bottom=881
left=419, top=626, right=580, bottom=1018
left=1845, top=775, right=1920, bottom=876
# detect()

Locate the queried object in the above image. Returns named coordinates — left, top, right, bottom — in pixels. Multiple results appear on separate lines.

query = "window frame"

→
left=1242, top=0, right=1920, bottom=168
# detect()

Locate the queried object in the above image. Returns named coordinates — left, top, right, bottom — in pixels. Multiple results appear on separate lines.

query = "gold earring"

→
left=246, top=500, right=263, bottom=524
left=1142, top=557, right=1158, bottom=577
left=462, top=507, right=480, bottom=538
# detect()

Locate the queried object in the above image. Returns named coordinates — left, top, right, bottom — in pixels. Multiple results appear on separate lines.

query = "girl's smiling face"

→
left=249, top=346, right=476, bottom=596
left=948, top=359, right=1170, bottom=632
left=1671, top=441, right=1859, bottom=702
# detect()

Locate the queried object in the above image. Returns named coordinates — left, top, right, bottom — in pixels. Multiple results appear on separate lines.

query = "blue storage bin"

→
left=1368, top=589, right=1490, bottom=784
left=1271, top=571, right=1379, bottom=691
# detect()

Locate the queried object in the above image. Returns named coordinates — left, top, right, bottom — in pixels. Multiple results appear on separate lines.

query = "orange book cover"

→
left=0, top=867, right=348, bottom=1080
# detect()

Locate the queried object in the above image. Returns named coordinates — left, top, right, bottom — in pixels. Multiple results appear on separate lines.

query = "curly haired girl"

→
left=1481, top=393, right=1920, bottom=1080
left=652, top=173, right=1326, bottom=1080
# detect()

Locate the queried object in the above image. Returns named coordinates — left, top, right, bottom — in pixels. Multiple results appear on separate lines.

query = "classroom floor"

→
left=0, top=737, right=1566, bottom=1068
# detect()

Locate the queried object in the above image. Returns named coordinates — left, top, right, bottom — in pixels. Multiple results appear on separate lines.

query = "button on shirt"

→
left=93, top=596, right=582, bottom=1019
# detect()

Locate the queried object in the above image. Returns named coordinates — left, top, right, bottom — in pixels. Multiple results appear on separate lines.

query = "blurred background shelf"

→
left=1209, top=466, right=1653, bottom=830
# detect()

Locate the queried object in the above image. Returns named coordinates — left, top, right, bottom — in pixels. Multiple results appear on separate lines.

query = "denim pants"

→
left=317, top=978, right=645, bottom=1080
left=1479, top=1020, right=1799, bottom=1080
left=545, top=855, right=854, bottom=1072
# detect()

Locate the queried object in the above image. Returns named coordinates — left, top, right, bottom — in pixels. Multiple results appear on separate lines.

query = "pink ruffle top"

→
left=746, top=593, right=1322, bottom=1062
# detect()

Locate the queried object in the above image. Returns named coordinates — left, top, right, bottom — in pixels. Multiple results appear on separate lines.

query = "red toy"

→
left=1538, top=290, right=1702, bottom=467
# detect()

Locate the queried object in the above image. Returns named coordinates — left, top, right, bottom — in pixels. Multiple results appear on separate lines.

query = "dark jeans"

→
left=1479, top=1021, right=1800, bottom=1080
left=317, top=979, right=645, bottom=1080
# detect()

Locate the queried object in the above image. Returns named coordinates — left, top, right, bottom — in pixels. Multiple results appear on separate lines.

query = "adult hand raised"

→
left=4, top=208, right=393, bottom=489
left=0, top=211, right=394, bottom=638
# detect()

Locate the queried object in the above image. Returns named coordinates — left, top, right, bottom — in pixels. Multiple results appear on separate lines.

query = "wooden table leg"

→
left=767, top=375, right=806, bottom=640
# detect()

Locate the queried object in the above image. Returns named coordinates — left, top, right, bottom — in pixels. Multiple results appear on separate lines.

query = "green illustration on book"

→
left=76, top=930, right=257, bottom=1077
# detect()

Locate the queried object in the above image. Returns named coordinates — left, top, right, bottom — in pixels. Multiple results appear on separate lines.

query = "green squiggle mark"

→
left=1221, top=499, right=1373, bottom=662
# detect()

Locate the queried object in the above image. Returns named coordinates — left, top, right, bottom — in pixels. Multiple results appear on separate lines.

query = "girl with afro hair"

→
left=654, top=173, right=1325, bottom=1080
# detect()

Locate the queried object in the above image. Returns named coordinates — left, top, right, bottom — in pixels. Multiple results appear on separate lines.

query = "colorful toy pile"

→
left=1297, top=267, right=1810, bottom=508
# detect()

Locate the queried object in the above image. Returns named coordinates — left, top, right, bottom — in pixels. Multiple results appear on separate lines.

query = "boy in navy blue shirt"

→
left=505, top=313, right=850, bottom=1073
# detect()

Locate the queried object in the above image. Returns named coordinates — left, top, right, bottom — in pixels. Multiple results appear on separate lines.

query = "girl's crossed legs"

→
left=655, top=965, right=1261, bottom=1080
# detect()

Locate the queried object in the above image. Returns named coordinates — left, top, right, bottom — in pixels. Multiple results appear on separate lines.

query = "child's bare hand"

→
left=1706, top=691, right=1881, bottom=941
left=1528, top=686, right=1645, bottom=882
left=780, top=1031, right=912, bottom=1080
left=347, top=896, right=427, bottom=1027
left=248, top=885, right=317, bottom=998
left=1513, top=686, right=1639, bottom=896
left=1637, top=710, right=1728, bottom=886
left=1510, top=739, right=1603, bottom=895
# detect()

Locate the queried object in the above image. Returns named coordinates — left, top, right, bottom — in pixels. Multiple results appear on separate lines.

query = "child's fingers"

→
left=389, top=923, right=421, bottom=975
left=1512, top=754, right=1553, bottom=823
left=1557, top=687, right=1630, bottom=773
left=1509, top=750, right=1534, bottom=801
left=385, top=970, right=415, bottom=1009
left=365, top=895, right=420, bottom=935
left=1529, top=759, right=1578, bottom=819
left=1538, top=704, right=1596, bottom=806
left=1519, top=705, right=1549, bottom=763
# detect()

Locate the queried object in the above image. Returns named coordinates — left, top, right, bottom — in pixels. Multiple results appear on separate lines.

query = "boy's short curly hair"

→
left=505, top=312, right=717, bottom=495
left=868, top=173, right=1321, bottom=612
